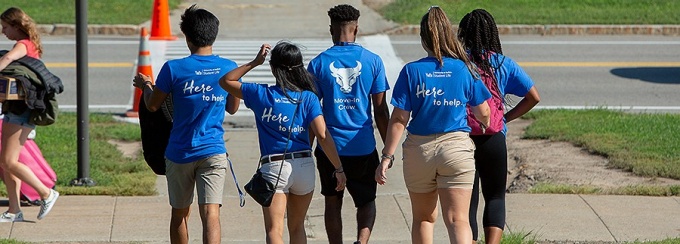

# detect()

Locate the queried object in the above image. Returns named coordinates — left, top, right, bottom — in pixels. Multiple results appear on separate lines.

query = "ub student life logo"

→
left=416, top=70, right=462, bottom=107
left=194, top=67, right=221, bottom=76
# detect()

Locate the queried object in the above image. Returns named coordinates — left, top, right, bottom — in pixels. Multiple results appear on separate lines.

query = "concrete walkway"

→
left=4, top=193, right=680, bottom=243
left=3, top=128, right=680, bottom=243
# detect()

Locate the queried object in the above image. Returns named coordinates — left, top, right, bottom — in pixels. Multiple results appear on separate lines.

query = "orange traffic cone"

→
left=150, top=0, right=177, bottom=40
left=126, top=27, right=154, bottom=118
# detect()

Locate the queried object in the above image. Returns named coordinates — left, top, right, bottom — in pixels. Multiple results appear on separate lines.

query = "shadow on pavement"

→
left=610, top=67, right=680, bottom=84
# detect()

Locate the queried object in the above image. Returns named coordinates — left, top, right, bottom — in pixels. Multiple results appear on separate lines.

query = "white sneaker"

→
left=0, top=211, right=24, bottom=222
left=37, top=189, right=59, bottom=220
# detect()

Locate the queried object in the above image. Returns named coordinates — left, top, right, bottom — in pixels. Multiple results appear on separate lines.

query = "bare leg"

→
left=3, top=170, right=21, bottom=213
left=0, top=123, right=50, bottom=199
left=323, top=195, right=343, bottom=244
left=263, top=193, right=287, bottom=244
left=286, top=192, right=313, bottom=244
left=484, top=226, right=503, bottom=244
left=438, top=187, right=473, bottom=244
left=170, top=206, right=191, bottom=244
left=198, top=203, right=221, bottom=244
left=356, top=200, right=376, bottom=243
left=408, top=190, right=438, bottom=244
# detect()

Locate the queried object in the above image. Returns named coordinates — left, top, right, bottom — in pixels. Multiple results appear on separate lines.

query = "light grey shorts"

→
left=259, top=153, right=315, bottom=195
left=165, top=153, right=228, bottom=208
left=402, top=131, right=476, bottom=193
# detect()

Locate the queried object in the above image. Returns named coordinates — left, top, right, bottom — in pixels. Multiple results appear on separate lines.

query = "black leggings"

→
left=469, top=132, right=507, bottom=241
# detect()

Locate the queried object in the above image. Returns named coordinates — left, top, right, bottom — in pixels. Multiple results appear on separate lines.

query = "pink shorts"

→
left=402, top=131, right=476, bottom=193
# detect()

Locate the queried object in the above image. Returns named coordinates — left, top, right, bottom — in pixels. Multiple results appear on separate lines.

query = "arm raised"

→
left=219, top=44, right=271, bottom=99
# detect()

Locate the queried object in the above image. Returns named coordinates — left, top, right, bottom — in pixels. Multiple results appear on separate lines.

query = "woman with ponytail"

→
left=458, top=9, right=540, bottom=244
left=220, top=41, right=346, bottom=244
left=375, top=6, right=491, bottom=244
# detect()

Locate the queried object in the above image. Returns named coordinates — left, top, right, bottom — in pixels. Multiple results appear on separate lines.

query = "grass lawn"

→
left=497, top=231, right=680, bottom=244
left=3, top=0, right=679, bottom=25
left=523, top=109, right=680, bottom=180
left=0, top=0, right=182, bottom=25
left=379, top=0, right=680, bottom=25
left=0, top=112, right=157, bottom=197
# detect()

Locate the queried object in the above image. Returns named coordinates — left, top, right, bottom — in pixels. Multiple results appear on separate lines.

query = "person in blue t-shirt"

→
left=219, top=41, right=347, bottom=244
left=375, top=7, right=491, bottom=244
left=306, top=4, right=390, bottom=244
left=132, top=5, right=240, bottom=244
left=458, top=9, right=541, bottom=244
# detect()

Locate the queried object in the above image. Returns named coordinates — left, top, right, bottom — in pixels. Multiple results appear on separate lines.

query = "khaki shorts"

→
left=402, top=131, right=476, bottom=193
left=166, top=154, right=228, bottom=208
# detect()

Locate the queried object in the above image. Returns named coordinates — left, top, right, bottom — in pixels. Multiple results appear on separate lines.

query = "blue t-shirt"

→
left=307, top=44, right=389, bottom=156
left=488, top=53, right=535, bottom=135
left=241, top=83, right=323, bottom=157
left=155, top=54, right=238, bottom=163
left=391, top=57, right=491, bottom=135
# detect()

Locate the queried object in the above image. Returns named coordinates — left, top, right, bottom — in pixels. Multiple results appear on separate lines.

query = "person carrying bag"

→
left=219, top=41, right=346, bottom=243
left=245, top=102, right=299, bottom=207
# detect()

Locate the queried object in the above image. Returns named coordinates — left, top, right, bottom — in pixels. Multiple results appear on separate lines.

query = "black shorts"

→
left=315, top=148, right=379, bottom=207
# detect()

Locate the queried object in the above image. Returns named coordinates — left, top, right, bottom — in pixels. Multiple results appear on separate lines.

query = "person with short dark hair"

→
left=306, top=4, right=390, bottom=244
left=133, top=4, right=240, bottom=244
left=458, top=9, right=540, bottom=244
left=376, top=6, right=491, bottom=243
left=220, top=41, right=346, bottom=244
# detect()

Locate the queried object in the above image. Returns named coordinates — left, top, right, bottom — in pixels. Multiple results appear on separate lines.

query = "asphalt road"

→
left=4, top=34, right=678, bottom=114
left=391, top=35, right=680, bottom=112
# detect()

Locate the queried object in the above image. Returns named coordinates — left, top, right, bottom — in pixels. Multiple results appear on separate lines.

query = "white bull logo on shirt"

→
left=329, top=61, right=362, bottom=93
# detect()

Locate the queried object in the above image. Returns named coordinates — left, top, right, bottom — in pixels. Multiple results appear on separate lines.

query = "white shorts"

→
left=259, top=155, right=315, bottom=195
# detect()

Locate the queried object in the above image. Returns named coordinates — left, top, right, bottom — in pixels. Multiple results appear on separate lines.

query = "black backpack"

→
left=138, top=95, right=173, bottom=175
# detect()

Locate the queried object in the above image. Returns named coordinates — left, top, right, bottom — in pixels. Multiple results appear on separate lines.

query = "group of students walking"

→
left=133, top=4, right=539, bottom=244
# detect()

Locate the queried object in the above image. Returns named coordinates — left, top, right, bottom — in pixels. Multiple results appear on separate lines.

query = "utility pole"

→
left=71, top=0, right=95, bottom=187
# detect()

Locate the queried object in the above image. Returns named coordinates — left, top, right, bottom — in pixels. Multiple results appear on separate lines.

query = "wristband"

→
left=333, top=166, right=344, bottom=175
left=380, top=153, right=394, bottom=169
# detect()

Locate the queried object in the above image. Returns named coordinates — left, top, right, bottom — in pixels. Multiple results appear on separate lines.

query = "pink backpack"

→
left=466, top=67, right=504, bottom=135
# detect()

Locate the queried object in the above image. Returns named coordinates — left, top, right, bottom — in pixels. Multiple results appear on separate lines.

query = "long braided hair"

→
left=269, top=41, right=317, bottom=103
left=1, top=7, right=42, bottom=56
left=420, top=6, right=478, bottom=78
left=458, top=9, right=507, bottom=104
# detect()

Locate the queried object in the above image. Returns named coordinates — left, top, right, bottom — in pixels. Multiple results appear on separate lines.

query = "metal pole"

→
left=71, top=0, right=95, bottom=186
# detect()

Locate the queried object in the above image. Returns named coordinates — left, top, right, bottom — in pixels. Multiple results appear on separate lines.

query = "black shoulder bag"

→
left=244, top=99, right=300, bottom=207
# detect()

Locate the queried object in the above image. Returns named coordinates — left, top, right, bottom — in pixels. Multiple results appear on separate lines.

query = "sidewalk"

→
left=9, top=0, right=680, bottom=243
left=2, top=128, right=679, bottom=243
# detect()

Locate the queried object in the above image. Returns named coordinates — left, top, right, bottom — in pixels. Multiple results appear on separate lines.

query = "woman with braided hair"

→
left=458, top=9, right=541, bottom=244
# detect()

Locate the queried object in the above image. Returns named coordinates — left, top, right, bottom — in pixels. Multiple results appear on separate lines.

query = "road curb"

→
left=384, top=24, right=680, bottom=36
left=38, top=24, right=139, bottom=36
left=40, top=24, right=680, bottom=36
